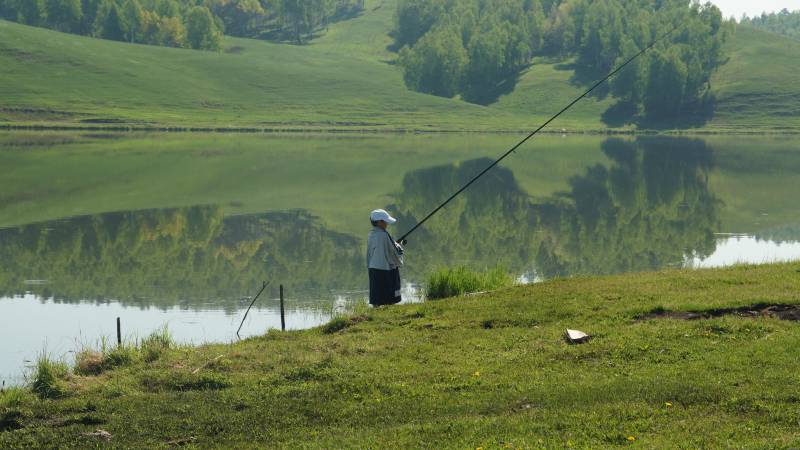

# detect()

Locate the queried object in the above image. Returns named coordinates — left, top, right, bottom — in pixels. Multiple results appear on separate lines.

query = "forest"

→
left=741, top=9, right=800, bottom=41
left=394, top=0, right=732, bottom=119
left=0, top=0, right=365, bottom=50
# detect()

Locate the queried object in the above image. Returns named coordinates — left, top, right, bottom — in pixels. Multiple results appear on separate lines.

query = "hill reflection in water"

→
left=0, top=137, right=726, bottom=310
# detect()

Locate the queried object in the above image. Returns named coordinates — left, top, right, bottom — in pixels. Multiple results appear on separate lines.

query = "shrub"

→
left=31, top=353, right=70, bottom=399
left=426, top=266, right=514, bottom=300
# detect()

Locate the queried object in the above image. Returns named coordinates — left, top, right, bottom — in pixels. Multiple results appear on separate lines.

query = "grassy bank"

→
left=2, top=262, right=800, bottom=447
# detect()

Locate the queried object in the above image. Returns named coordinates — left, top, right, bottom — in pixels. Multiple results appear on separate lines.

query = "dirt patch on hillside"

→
left=637, top=304, right=800, bottom=322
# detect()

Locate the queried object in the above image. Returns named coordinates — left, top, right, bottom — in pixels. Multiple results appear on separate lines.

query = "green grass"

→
left=1, top=263, right=800, bottom=447
left=493, top=56, right=616, bottom=130
left=29, top=353, right=70, bottom=400
left=74, top=328, right=175, bottom=376
left=708, top=26, right=800, bottom=131
left=426, top=266, right=514, bottom=299
left=0, top=15, right=522, bottom=132
left=1, top=8, right=800, bottom=132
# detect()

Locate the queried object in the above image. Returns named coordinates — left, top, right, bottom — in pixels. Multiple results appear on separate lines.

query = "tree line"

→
left=0, top=0, right=223, bottom=49
left=394, top=0, right=733, bottom=120
left=0, top=0, right=365, bottom=50
left=741, top=9, right=800, bottom=41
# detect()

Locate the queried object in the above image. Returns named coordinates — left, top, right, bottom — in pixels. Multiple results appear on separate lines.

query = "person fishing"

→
left=366, top=209, right=404, bottom=306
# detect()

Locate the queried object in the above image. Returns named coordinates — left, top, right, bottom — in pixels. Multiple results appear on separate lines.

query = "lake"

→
left=1, top=131, right=799, bottom=384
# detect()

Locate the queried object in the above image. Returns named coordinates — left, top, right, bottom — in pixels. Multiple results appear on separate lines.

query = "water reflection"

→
left=394, top=137, right=720, bottom=279
left=0, top=137, right=728, bottom=310
left=0, top=208, right=363, bottom=310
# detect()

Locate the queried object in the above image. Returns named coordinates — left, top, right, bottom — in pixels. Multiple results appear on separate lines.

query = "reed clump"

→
left=30, top=353, right=70, bottom=399
left=425, top=266, right=514, bottom=300
left=74, top=326, right=175, bottom=376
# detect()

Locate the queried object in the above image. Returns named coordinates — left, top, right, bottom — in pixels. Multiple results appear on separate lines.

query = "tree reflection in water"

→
left=0, top=137, right=720, bottom=309
left=0, top=208, right=362, bottom=310
left=393, top=137, right=719, bottom=280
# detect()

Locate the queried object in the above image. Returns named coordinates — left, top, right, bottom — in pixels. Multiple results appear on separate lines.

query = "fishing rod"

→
left=397, top=23, right=681, bottom=244
left=236, top=280, right=270, bottom=339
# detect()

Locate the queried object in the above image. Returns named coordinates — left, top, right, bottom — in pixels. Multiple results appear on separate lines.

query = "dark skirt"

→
left=369, top=268, right=402, bottom=306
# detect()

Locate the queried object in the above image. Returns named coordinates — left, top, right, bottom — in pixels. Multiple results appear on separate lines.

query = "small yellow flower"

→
left=627, top=436, right=636, bottom=441
left=476, top=447, right=483, bottom=450
left=665, top=402, right=673, bottom=407
left=473, top=371, right=481, bottom=377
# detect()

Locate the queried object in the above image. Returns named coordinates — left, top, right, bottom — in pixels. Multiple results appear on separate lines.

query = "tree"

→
left=399, top=26, right=467, bottom=98
left=156, top=15, right=186, bottom=47
left=610, top=37, right=647, bottom=104
left=185, top=6, right=222, bottom=50
left=80, top=0, right=102, bottom=34
left=154, top=0, right=179, bottom=18
left=121, top=0, right=144, bottom=43
left=95, top=0, right=125, bottom=41
left=644, top=48, right=688, bottom=120
left=45, top=0, right=84, bottom=33
left=279, top=0, right=314, bottom=44
left=393, top=0, right=444, bottom=48
left=16, top=0, right=46, bottom=26
left=462, top=26, right=507, bottom=103
left=0, top=0, right=17, bottom=20
left=210, top=0, right=265, bottom=36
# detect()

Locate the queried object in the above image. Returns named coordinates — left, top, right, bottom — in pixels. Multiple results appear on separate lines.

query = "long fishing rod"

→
left=397, top=23, right=680, bottom=244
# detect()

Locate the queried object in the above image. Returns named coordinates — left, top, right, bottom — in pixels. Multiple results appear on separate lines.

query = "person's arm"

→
left=384, top=233, right=404, bottom=268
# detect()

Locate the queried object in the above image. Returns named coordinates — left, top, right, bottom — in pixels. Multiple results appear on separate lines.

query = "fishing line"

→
left=397, top=22, right=681, bottom=243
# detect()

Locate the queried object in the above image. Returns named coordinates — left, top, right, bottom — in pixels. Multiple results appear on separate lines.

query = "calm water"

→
left=1, top=132, right=799, bottom=384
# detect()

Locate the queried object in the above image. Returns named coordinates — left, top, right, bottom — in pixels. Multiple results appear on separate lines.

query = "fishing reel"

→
left=395, top=239, right=407, bottom=255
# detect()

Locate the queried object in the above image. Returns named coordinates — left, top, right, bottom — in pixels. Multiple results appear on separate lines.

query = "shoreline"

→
left=2, top=123, right=800, bottom=136
left=2, top=262, right=799, bottom=447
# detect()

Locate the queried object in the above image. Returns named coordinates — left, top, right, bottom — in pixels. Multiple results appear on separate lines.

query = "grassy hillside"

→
left=495, top=26, right=800, bottom=132
left=708, top=26, right=800, bottom=131
left=2, top=263, right=800, bottom=447
left=0, top=18, right=523, bottom=132
left=1, top=8, right=800, bottom=132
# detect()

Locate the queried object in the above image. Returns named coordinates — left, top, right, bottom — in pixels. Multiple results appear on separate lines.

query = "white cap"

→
left=370, top=209, right=397, bottom=224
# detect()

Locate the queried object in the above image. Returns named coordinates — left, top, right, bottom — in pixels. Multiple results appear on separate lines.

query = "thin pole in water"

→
left=397, top=23, right=680, bottom=243
left=116, top=317, right=121, bottom=346
left=236, top=281, right=270, bottom=339
left=280, top=284, right=286, bottom=331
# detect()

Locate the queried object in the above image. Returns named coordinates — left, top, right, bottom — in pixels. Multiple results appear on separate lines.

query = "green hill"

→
left=1, top=4, right=800, bottom=132
left=708, top=26, right=800, bottom=131
left=0, top=17, right=523, bottom=132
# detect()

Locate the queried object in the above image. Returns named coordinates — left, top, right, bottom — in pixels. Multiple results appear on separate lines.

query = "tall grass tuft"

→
left=30, top=353, right=70, bottom=399
left=0, top=386, right=33, bottom=409
left=426, top=266, right=514, bottom=300
left=141, top=325, right=173, bottom=363
left=74, top=325, right=174, bottom=375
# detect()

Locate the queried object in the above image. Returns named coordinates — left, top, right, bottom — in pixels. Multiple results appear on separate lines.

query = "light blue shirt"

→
left=366, top=227, right=404, bottom=270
